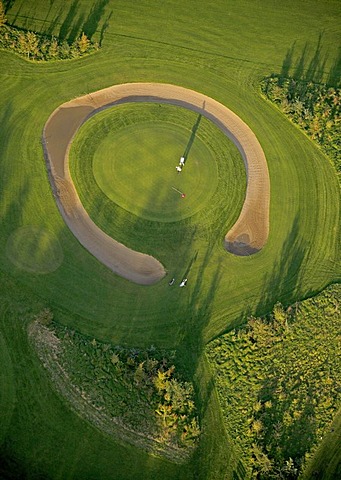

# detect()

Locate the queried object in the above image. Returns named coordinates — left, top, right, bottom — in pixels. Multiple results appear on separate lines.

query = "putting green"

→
left=70, top=100, right=246, bottom=242
left=92, top=114, right=218, bottom=222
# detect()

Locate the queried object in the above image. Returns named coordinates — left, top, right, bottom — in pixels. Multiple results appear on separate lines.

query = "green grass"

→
left=0, top=330, right=16, bottom=447
left=0, top=0, right=340, bottom=478
left=5, top=225, right=64, bottom=274
left=70, top=103, right=235, bottom=223
left=70, top=104, right=246, bottom=246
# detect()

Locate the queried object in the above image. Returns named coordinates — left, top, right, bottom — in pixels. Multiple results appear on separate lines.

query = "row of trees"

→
left=0, top=1, right=98, bottom=61
left=261, top=75, right=340, bottom=177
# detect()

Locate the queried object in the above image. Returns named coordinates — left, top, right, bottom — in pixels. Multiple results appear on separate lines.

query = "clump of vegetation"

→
left=261, top=76, right=340, bottom=178
left=206, top=284, right=341, bottom=479
left=0, top=0, right=98, bottom=61
left=31, top=319, right=200, bottom=454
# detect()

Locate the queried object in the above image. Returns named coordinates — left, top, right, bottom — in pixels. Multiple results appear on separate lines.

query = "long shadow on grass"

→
left=175, top=246, right=245, bottom=480
left=0, top=102, right=29, bottom=235
left=3, top=0, right=16, bottom=14
left=99, top=10, right=113, bottom=47
left=181, top=113, right=202, bottom=165
left=277, top=32, right=340, bottom=86
left=210, top=217, right=306, bottom=337
left=105, top=153, right=243, bottom=477
left=254, top=214, right=306, bottom=318
left=82, top=0, right=110, bottom=40
left=7, top=0, right=111, bottom=45
left=58, top=0, right=80, bottom=42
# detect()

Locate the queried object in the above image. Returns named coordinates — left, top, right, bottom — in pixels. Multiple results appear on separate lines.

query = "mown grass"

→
left=69, top=102, right=245, bottom=250
left=0, top=0, right=340, bottom=478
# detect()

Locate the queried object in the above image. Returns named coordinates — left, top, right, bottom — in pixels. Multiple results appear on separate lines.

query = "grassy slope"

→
left=300, top=409, right=341, bottom=480
left=0, top=0, right=340, bottom=478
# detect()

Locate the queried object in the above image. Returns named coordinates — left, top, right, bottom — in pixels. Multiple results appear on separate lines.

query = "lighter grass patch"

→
left=93, top=121, right=217, bottom=221
left=6, top=226, right=63, bottom=274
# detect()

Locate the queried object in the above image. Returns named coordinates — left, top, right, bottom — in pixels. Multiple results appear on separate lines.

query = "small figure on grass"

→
left=179, top=278, right=188, bottom=287
left=176, top=165, right=182, bottom=173
left=168, top=278, right=175, bottom=286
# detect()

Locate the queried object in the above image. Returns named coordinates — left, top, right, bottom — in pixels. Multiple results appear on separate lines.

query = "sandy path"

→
left=42, top=83, right=269, bottom=284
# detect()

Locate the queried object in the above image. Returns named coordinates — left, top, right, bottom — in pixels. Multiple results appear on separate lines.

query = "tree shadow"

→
left=328, top=45, right=341, bottom=87
left=181, top=113, right=202, bottom=165
left=275, top=32, right=340, bottom=87
left=3, top=0, right=16, bottom=13
left=58, top=0, right=80, bottom=42
left=279, top=41, right=296, bottom=84
left=258, top=376, right=318, bottom=467
left=175, top=246, right=245, bottom=479
left=255, top=214, right=306, bottom=318
left=67, top=12, right=85, bottom=44
left=6, top=0, right=111, bottom=46
left=99, top=10, right=112, bottom=47
left=293, top=43, right=308, bottom=82
left=0, top=101, right=30, bottom=236
left=82, top=0, right=110, bottom=40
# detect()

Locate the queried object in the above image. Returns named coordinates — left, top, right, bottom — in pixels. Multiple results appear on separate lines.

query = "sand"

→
left=42, top=83, right=270, bottom=284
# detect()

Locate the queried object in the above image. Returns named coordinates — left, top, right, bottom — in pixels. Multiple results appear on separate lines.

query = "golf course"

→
left=0, top=1, right=340, bottom=479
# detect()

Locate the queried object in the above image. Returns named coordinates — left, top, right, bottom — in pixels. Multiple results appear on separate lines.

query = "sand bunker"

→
left=42, top=83, right=270, bottom=284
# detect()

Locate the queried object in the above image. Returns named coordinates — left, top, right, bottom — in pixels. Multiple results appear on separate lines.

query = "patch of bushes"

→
left=206, top=284, right=341, bottom=479
left=0, top=1, right=98, bottom=61
left=261, top=76, right=340, bottom=178
left=35, top=319, right=200, bottom=451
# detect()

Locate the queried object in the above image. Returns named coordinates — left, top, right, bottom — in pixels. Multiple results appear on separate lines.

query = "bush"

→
left=40, top=322, right=200, bottom=449
left=261, top=75, right=340, bottom=178
left=206, top=285, right=341, bottom=478
left=0, top=22, right=99, bottom=62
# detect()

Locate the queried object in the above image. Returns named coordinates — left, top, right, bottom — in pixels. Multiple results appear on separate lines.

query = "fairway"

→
left=89, top=108, right=218, bottom=221
left=0, top=0, right=340, bottom=479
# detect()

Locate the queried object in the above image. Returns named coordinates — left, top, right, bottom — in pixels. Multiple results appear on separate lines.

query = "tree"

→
left=134, top=362, right=146, bottom=386
left=251, top=419, right=263, bottom=435
left=25, top=31, right=39, bottom=59
left=154, top=370, right=167, bottom=393
left=273, top=302, right=288, bottom=333
left=48, top=38, right=59, bottom=58
left=0, top=1, right=7, bottom=27
left=17, top=31, right=39, bottom=59
left=252, top=444, right=273, bottom=475
left=76, top=32, right=90, bottom=54
left=59, top=41, right=70, bottom=59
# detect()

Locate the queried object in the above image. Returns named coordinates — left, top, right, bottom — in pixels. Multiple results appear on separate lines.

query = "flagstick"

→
left=172, top=186, right=183, bottom=194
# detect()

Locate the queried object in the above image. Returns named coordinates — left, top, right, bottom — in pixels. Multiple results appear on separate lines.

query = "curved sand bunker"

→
left=42, top=83, right=270, bottom=284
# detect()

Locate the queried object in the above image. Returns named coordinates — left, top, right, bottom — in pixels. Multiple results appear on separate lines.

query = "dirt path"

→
left=42, top=83, right=270, bottom=284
